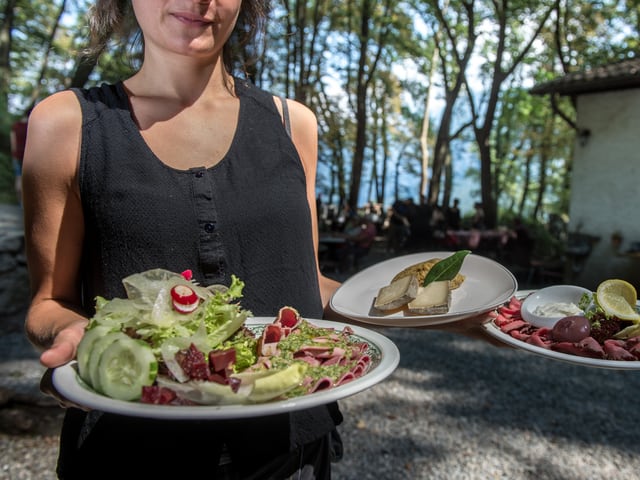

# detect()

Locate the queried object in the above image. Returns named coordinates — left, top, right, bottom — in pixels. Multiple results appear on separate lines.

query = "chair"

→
left=527, top=257, right=566, bottom=286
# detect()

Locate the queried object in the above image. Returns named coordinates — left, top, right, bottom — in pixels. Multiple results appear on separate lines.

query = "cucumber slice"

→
left=76, top=325, right=117, bottom=384
left=87, top=331, right=130, bottom=391
left=97, top=336, right=158, bottom=401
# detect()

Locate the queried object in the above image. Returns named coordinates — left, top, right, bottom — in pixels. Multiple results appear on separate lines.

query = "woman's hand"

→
left=38, top=319, right=87, bottom=369
left=36, top=319, right=88, bottom=409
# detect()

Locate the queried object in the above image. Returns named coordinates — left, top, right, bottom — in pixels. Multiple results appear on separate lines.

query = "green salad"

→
left=75, top=269, right=370, bottom=405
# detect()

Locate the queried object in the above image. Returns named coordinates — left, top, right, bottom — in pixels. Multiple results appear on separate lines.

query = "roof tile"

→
left=530, top=57, right=640, bottom=96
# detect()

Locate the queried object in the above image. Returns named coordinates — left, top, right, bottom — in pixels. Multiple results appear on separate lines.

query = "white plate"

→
left=330, top=251, right=518, bottom=326
left=52, top=318, right=400, bottom=419
left=482, top=319, right=640, bottom=370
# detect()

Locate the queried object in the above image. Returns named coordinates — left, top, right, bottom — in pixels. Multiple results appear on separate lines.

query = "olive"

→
left=551, top=315, right=591, bottom=343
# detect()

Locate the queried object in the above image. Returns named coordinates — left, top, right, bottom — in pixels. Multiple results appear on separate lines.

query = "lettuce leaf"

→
left=87, top=270, right=252, bottom=358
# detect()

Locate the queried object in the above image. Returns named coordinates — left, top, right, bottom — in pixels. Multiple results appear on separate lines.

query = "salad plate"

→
left=482, top=291, right=640, bottom=370
left=52, top=317, right=400, bottom=419
left=330, top=252, right=518, bottom=327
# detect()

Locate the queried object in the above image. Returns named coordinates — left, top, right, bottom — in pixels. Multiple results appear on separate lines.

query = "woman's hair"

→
left=87, top=0, right=270, bottom=74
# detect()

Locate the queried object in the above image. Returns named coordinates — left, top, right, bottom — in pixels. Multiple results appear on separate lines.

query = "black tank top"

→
left=56, top=80, right=340, bottom=477
left=76, top=78, right=322, bottom=319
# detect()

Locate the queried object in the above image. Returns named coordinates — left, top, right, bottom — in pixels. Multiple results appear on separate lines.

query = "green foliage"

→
left=492, top=83, right=575, bottom=222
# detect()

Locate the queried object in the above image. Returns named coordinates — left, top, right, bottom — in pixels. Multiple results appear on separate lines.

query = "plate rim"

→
left=330, top=251, right=518, bottom=327
left=482, top=292, right=640, bottom=370
left=51, top=317, right=400, bottom=419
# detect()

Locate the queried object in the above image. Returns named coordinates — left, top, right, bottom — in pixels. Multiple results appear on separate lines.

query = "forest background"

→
left=1, top=0, right=638, bottom=252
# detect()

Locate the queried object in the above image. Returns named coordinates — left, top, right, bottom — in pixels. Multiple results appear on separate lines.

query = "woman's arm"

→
left=22, top=91, right=89, bottom=368
left=279, top=98, right=342, bottom=311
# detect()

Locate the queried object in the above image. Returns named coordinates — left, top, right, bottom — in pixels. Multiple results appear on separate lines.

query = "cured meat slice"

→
left=276, top=306, right=301, bottom=330
left=501, top=320, right=528, bottom=333
left=309, top=377, right=333, bottom=392
left=603, top=339, right=637, bottom=361
left=257, top=324, right=284, bottom=356
left=551, top=337, right=605, bottom=359
left=336, top=372, right=355, bottom=385
left=527, top=328, right=553, bottom=349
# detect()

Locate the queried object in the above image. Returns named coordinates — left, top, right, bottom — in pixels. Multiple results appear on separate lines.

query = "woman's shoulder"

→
left=24, top=91, right=83, bottom=184
left=30, top=82, right=125, bottom=138
left=240, top=79, right=314, bottom=110
left=285, top=99, right=317, bottom=130
left=29, top=90, right=82, bottom=140
left=234, top=78, right=316, bottom=122
left=234, top=78, right=318, bottom=166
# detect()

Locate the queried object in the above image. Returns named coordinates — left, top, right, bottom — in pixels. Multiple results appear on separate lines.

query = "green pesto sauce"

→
left=275, top=321, right=359, bottom=397
left=229, top=320, right=365, bottom=398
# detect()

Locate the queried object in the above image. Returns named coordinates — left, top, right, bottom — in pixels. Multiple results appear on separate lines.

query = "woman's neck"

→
left=126, top=54, right=235, bottom=105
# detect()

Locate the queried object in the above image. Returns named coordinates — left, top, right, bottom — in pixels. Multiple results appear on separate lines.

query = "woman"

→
left=22, top=1, right=342, bottom=478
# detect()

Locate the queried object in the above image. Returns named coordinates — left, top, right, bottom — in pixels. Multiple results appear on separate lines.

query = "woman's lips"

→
left=171, top=12, right=214, bottom=27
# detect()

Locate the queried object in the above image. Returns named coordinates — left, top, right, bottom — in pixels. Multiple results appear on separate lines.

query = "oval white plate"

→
left=52, top=318, right=400, bottom=419
left=330, top=251, right=518, bottom=327
left=483, top=320, right=640, bottom=370
left=483, top=292, right=640, bottom=370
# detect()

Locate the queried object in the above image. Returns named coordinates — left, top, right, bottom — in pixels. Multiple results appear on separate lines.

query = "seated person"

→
left=446, top=198, right=461, bottom=230
left=508, top=217, right=534, bottom=266
left=471, top=202, right=485, bottom=230
left=336, top=216, right=377, bottom=270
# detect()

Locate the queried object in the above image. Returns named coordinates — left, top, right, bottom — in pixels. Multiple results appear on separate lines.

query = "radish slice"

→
left=170, top=285, right=199, bottom=314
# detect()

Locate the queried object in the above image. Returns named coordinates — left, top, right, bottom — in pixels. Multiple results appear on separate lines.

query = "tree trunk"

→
left=0, top=0, right=18, bottom=154
left=469, top=1, right=554, bottom=227
left=419, top=46, right=439, bottom=205
left=28, top=0, right=66, bottom=107
left=428, top=0, right=475, bottom=207
left=347, top=0, right=372, bottom=209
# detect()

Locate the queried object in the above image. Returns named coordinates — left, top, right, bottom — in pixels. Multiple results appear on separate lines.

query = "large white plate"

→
left=330, top=251, right=518, bottom=326
left=52, top=318, right=400, bottom=419
left=482, top=292, right=640, bottom=370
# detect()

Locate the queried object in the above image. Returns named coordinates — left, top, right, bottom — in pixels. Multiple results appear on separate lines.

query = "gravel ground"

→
left=0, top=309, right=62, bottom=480
left=333, top=327, right=640, bottom=480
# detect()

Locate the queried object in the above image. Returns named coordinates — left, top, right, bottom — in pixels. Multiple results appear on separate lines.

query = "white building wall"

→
left=568, top=88, right=640, bottom=290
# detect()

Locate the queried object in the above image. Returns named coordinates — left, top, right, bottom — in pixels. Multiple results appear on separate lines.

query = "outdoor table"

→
left=318, top=235, right=348, bottom=272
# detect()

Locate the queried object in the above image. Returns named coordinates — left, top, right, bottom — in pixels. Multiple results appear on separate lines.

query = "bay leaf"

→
left=422, top=250, right=471, bottom=287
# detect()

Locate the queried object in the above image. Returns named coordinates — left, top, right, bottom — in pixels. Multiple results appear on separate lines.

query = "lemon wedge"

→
left=595, top=279, right=640, bottom=322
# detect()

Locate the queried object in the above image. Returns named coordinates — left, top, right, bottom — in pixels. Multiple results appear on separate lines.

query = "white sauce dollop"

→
left=533, top=302, right=583, bottom=318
